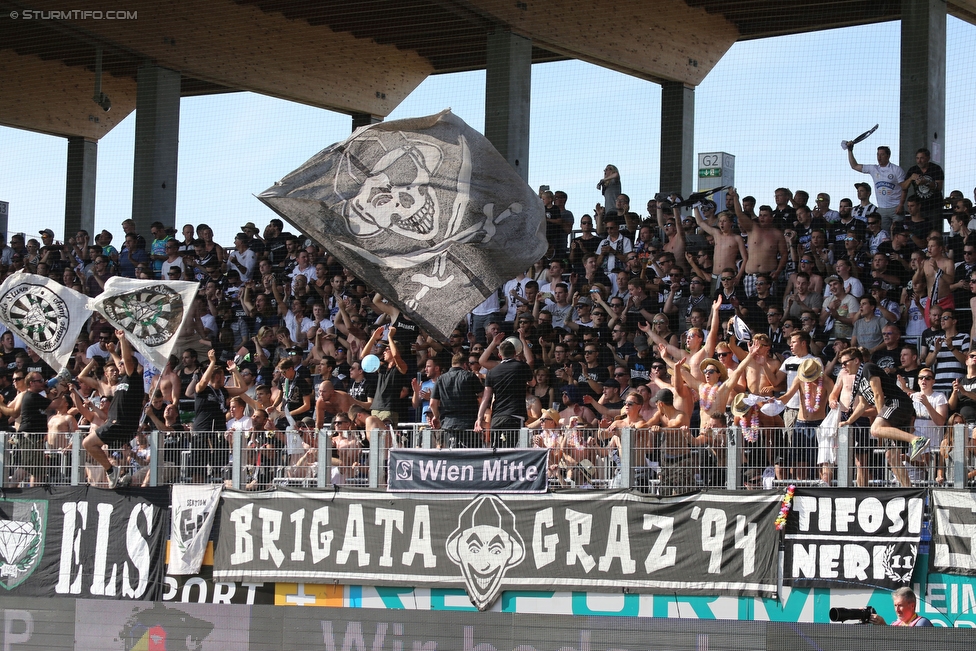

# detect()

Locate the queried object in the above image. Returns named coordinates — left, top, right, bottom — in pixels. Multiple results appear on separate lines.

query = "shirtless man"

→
left=46, top=383, right=78, bottom=452
left=779, top=359, right=834, bottom=482
left=642, top=295, right=722, bottom=382
left=914, top=233, right=955, bottom=324
left=731, top=333, right=785, bottom=398
left=730, top=188, right=788, bottom=297
left=657, top=201, right=686, bottom=270
left=675, top=340, right=756, bottom=417
left=693, top=207, right=747, bottom=292
left=643, top=389, right=696, bottom=495
left=314, top=380, right=371, bottom=429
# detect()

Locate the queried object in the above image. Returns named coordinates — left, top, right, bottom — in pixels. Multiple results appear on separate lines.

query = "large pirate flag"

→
left=0, top=272, right=91, bottom=370
left=258, top=109, right=548, bottom=341
left=87, top=278, right=199, bottom=370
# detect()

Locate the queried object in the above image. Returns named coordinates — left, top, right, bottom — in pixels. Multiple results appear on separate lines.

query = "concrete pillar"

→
left=660, top=82, right=695, bottom=199
left=484, top=31, right=531, bottom=182
left=900, top=0, right=946, bottom=168
left=132, top=66, right=181, bottom=235
left=351, top=113, right=382, bottom=131
left=65, top=137, right=97, bottom=237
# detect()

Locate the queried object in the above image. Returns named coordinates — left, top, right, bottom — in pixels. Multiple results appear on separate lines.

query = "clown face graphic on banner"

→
left=446, top=495, right=525, bottom=610
left=258, top=110, right=547, bottom=341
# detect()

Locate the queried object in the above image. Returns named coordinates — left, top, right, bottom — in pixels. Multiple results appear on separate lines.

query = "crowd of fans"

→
left=1, top=145, right=975, bottom=491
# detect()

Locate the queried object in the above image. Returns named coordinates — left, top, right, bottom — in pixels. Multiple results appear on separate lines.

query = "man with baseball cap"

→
left=852, top=182, right=878, bottom=222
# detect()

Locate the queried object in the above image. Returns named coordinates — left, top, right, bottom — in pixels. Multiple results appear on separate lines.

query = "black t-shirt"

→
left=430, top=366, right=483, bottom=430
left=577, top=364, right=610, bottom=401
left=24, top=359, right=54, bottom=380
left=281, top=367, right=313, bottom=413
left=348, top=376, right=377, bottom=404
left=370, top=365, right=407, bottom=413
left=193, top=385, right=228, bottom=432
left=829, top=218, right=867, bottom=255
left=19, top=391, right=50, bottom=433
left=105, top=370, right=146, bottom=432
left=958, top=376, right=976, bottom=415
left=853, top=362, right=908, bottom=405
left=484, top=358, right=532, bottom=425
left=2, top=348, right=25, bottom=367
left=904, top=162, right=945, bottom=215
left=871, top=347, right=901, bottom=373
left=178, top=368, right=200, bottom=411
left=905, top=216, right=941, bottom=244
left=877, top=240, right=917, bottom=284
left=390, top=313, right=419, bottom=350
left=739, top=294, right=776, bottom=333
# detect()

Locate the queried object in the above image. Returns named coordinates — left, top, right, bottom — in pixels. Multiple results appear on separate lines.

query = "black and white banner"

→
left=784, top=488, right=925, bottom=590
left=258, top=109, right=548, bottom=342
left=931, top=489, right=976, bottom=576
left=0, top=272, right=92, bottom=370
left=87, top=277, right=200, bottom=370
left=213, top=489, right=781, bottom=610
left=387, top=448, right=548, bottom=493
left=0, top=487, right=167, bottom=598
left=169, top=484, right=222, bottom=575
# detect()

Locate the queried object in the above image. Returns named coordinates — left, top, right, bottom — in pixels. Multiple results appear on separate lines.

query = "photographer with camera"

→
left=868, top=587, right=933, bottom=627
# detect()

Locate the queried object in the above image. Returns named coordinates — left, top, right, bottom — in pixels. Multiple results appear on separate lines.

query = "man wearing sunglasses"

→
left=838, top=348, right=930, bottom=463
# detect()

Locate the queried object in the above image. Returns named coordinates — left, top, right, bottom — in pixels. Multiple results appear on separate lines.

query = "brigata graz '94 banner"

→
left=213, top=489, right=781, bottom=610
left=783, top=488, right=925, bottom=590
left=0, top=487, right=167, bottom=599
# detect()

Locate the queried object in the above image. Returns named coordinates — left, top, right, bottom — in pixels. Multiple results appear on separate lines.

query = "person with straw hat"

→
left=676, top=340, right=762, bottom=420
left=779, top=358, right=834, bottom=483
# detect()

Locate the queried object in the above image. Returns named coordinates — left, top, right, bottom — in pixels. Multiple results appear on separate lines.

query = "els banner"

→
left=0, top=487, right=167, bottom=599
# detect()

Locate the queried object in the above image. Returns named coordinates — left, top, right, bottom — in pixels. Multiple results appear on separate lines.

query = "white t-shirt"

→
left=598, top=235, right=633, bottom=272
left=911, top=391, right=947, bottom=444
left=860, top=164, right=906, bottom=209
left=160, top=259, right=185, bottom=278
left=284, top=311, right=314, bottom=344
left=86, top=343, right=111, bottom=360
left=905, top=296, right=927, bottom=340
left=824, top=277, right=864, bottom=299
left=503, top=276, right=526, bottom=321
left=227, top=248, right=257, bottom=281
left=781, top=354, right=817, bottom=409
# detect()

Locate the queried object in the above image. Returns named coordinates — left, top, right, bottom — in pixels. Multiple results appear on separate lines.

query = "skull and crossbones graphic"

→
left=335, top=132, right=521, bottom=307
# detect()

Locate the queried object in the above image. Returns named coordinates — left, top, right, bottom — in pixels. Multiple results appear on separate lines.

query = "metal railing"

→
left=0, top=423, right=972, bottom=491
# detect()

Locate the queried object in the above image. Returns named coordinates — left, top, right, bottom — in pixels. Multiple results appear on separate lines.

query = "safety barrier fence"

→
left=1, top=423, right=972, bottom=491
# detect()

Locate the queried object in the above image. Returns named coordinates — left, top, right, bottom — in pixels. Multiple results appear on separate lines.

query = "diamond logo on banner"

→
left=0, top=500, right=47, bottom=590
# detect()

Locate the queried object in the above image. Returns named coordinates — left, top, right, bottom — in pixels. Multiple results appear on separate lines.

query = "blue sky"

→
left=1, top=17, right=975, bottom=244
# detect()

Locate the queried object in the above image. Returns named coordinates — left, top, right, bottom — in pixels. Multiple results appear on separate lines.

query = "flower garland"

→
left=775, top=484, right=796, bottom=530
left=802, top=377, right=823, bottom=413
left=700, top=382, right=720, bottom=412
left=742, top=406, right=761, bottom=443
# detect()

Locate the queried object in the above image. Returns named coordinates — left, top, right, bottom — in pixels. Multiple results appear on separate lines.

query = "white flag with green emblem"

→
left=169, top=484, right=223, bottom=575
left=87, top=277, right=199, bottom=370
left=0, top=272, right=92, bottom=371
